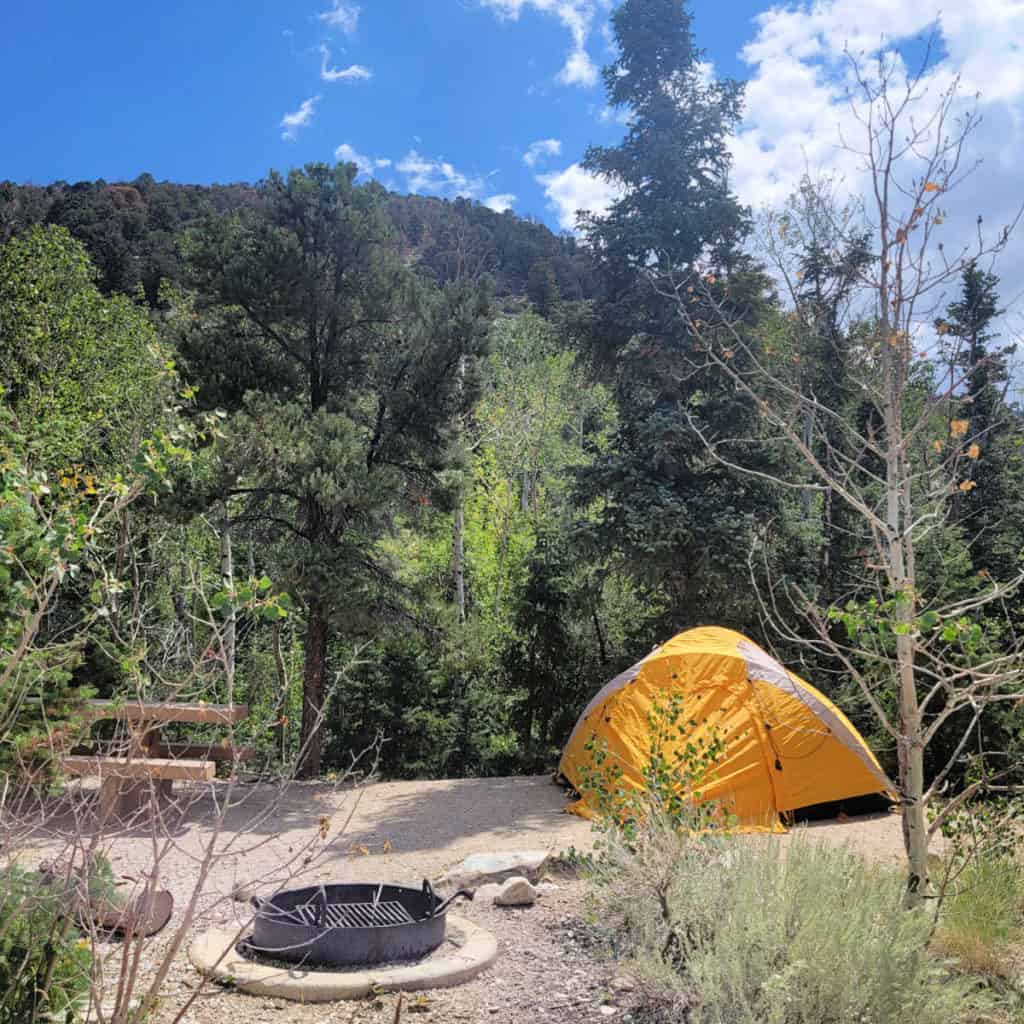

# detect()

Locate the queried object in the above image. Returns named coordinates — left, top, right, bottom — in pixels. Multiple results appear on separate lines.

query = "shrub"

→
left=0, top=864, right=91, bottom=1023
left=935, top=854, right=1024, bottom=979
left=589, top=822, right=1001, bottom=1024
left=577, top=693, right=735, bottom=844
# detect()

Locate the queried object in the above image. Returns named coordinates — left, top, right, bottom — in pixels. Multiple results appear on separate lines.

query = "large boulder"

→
left=438, top=850, right=549, bottom=889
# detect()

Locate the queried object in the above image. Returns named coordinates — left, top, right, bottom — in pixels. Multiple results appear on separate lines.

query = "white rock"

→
left=473, top=882, right=502, bottom=903
left=600, top=1007, right=617, bottom=1017
left=493, top=876, right=537, bottom=907
left=439, top=850, right=549, bottom=888
left=610, top=976, right=635, bottom=993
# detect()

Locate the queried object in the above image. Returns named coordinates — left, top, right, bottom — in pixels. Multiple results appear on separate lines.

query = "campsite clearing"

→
left=25, top=775, right=913, bottom=1023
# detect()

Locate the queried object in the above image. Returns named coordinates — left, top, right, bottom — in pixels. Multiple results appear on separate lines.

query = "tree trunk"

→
left=272, top=621, right=289, bottom=763
left=452, top=355, right=468, bottom=624
left=882, top=326, right=929, bottom=906
left=297, top=600, right=328, bottom=779
left=592, top=608, right=608, bottom=666
left=453, top=504, right=466, bottom=624
left=219, top=507, right=236, bottom=690
left=898, top=694, right=929, bottom=907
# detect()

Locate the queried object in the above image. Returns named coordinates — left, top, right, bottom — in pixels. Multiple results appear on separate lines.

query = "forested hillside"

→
left=0, top=175, right=597, bottom=306
left=3, top=0, right=1022, bottom=835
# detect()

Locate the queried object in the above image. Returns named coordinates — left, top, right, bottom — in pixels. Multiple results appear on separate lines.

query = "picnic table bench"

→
left=63, top=699, right=250, bottom=819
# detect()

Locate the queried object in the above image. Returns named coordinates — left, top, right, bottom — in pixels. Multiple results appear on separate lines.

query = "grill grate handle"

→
left=314, top=885, right=327, bottom=929
left=421, top=878, right=474, bottom=919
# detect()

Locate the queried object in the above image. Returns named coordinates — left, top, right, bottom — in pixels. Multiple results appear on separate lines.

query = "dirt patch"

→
left=23, top=776, right=912, bottom=1023
left=176, top=879, right=614, bottom=1024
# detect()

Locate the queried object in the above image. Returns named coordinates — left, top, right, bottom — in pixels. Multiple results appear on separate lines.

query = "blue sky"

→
left=2, top=0, right=1022, bottom=332
left=2, top=0, right=766, bottom=232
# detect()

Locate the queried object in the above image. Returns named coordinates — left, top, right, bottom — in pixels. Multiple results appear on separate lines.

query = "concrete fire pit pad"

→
left=189, top=915, right=498, bottom=1002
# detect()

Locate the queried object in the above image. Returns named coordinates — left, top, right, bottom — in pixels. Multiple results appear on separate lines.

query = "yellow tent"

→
left=559, top=626, right=893, bottom=830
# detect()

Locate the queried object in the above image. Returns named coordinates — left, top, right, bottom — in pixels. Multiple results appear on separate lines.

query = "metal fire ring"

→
left=246, top=879, right=473, bottom=967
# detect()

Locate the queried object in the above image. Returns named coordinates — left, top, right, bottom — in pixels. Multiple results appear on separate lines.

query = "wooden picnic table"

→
left=63, top=699, right=250, bottom=819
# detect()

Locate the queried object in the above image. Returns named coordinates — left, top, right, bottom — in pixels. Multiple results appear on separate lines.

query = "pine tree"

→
left=186, top=164, right=490, bottom=777
left=573, top=0, right=778, bottom=632
left=940, top=263, right=1022, bottom=582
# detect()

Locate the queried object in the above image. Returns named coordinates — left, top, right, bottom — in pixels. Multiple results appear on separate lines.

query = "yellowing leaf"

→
left=923, top=182, right=942, bottom=193
left=967, top=443, right=981, bottom=459
left=950, top=419, right=970, bottom=438
left=959, top=479, right=977, bottom=492
left=932, top=440, right=944, bottom=453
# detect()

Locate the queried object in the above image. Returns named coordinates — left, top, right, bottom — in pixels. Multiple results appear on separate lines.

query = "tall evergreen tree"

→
left=574, top=0, right=776, bottom=633
left=581, top=0, right=748, bottom=280
left=186, top=163, right=490, bottom=777
left=940, top=263, right=1023, bottom=584
left=526, top=258, right=560, bottom=318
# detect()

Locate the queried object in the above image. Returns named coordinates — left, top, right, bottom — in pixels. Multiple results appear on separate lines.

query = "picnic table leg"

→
left=99, top=777, right=174, bottom=820
left=126, top=719, right=174, bottom=816
left=99, top=776, right=122, bottom=821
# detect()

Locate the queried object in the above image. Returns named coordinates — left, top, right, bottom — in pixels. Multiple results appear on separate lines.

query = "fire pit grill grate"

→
left=247, top=880, right=473, bottom=967
left=291, top=898, right=415, bottom=929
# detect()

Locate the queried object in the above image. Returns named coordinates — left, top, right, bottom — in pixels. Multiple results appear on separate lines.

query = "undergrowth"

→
left=934, top=854, right=1024, bottom=980
left=0, top=863, right=92, bottom=1024
left=588, top=817, right=1013, bottom=1024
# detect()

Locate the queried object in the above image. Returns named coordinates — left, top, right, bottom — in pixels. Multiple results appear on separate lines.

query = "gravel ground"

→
left=159, top=877, right=620, bottom=1024
left=21, top=775, right=913, bottom=1024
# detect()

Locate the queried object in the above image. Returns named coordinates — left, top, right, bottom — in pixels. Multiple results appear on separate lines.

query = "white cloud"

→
left=537, top=162, right=620, bottom=230
left=523, top=137, right=562, bottom=167
left=334, top=142, right=374, bottom=175
left=280, top=95, right=320, bottom=141
left=478, top=0, right=610, bottom=89
left=320, top=47, right=372, bottom=82
left=597, top=104, right=630, bottom=125
left=485, top=193, right=517, bottom=213
left=375, top=158, right=392, bottom=168
left=319, top=1, right=359, bottom=34
left=396, top=150, right=486, bottom=199
left=557, top=46, right=598, bottom=87
left=727, top=0, right=1024, bottom=323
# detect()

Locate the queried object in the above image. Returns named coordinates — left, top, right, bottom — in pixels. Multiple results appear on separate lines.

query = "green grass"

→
left=935, top=855, right=1024, bottom=980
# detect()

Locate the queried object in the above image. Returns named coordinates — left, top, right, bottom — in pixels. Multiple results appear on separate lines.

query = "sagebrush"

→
left=590, top=820, right=1003, bottom=1024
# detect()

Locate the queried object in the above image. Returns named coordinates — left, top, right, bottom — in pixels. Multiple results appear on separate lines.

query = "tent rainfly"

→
left=559, top=626, right=893, bottom=830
